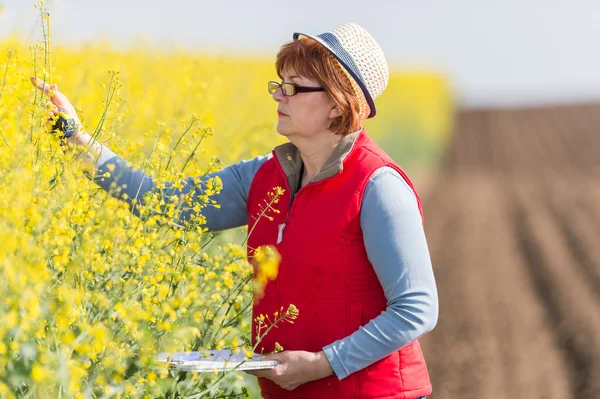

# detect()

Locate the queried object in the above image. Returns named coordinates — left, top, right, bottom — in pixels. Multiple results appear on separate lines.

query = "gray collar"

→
left=273, top=129, right=362, bottom=189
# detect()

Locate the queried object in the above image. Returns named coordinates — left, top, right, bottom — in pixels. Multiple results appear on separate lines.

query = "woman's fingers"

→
left=30, top=77, right=53, bottom=97
left=30, top=77, right=59, bottom=100
left=29, top=78, right=80, bottom=142
left=46, top=102, right=58, bottom=121
left=30, top=77, right=71, bottom=110
left=46, top=100, right=58, bottom=117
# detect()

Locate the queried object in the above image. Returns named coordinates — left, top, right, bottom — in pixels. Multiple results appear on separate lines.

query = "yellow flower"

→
left=0, top=16, right=449, bottom=397
left=30, top=363, right=48, bottom=383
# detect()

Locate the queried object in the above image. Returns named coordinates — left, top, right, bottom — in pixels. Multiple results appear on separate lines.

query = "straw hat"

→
left=293, top=23, right=389, bottom=119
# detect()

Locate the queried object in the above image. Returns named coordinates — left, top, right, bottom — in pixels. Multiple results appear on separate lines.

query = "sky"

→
left=2, top=0, right=600, bottom=107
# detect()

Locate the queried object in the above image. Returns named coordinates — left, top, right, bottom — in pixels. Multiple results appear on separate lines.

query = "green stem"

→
left=241, top=192, right=283, bottom=247
left=179, top=128, right=209, bottom=174
left=252, top=310, right=295, bottom=353
left=0, top=128, right=14, bottom=154
left=165, top=118, right=198, bottom=171
left=0, top=48, right=13, bottom=103
left=77, top=71, right=119, bottom=163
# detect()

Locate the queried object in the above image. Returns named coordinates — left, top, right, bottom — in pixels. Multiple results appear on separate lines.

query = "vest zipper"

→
left=274, top=159, right=341, bottom=244
left=275, top=159, right=305, bottom=244
left=276, top=180, right=303, bottom=244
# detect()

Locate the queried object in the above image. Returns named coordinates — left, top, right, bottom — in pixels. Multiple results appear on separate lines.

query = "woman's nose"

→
left=272, top=88, right=286, bottom=103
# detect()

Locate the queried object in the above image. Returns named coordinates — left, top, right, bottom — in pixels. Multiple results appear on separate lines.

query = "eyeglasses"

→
left=268, top=81, right=325, bottom=96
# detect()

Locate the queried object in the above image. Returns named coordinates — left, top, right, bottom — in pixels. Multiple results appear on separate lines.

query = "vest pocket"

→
left=398, top=340, right=431, bottom=391
left=357, top=300, right=403, bottom=395
left=302, top=301, right=349, bottom=352
left=358, top=351, right=403, bottom=396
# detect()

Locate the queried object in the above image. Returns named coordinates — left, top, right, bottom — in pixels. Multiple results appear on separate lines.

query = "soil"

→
left=419, top=103, right=600, bottom=398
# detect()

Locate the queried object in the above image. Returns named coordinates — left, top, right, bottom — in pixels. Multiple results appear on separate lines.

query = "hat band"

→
left=316, top=32, right=376, bottom=118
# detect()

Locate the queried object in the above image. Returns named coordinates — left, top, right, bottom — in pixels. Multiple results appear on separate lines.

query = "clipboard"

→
left=158, top=349, right=279, bottom=372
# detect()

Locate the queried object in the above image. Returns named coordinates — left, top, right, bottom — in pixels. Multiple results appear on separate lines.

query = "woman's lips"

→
left=277, top=110, right=288, bottom=117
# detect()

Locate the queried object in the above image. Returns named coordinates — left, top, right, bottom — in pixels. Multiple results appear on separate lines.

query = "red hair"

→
left=275, top=38, right=361, bottom=136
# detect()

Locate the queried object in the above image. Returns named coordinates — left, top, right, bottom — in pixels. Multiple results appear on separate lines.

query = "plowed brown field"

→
left=419, top=103, right=600, bottom=399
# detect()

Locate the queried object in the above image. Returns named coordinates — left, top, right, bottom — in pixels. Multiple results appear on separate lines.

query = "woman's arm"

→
left=30, top=77, right=270, bottom=231
left=322, top=166, right=439, bottom=379
left=93, top=150, right=271, bottom=231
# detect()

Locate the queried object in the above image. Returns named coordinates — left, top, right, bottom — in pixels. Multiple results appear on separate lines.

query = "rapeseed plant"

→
left=0, top=3, right=289, bottom=398
left=1, top=3, right=451, bottom=397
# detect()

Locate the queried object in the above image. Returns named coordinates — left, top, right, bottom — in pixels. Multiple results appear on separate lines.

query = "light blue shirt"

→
left=93, top=147, right=438, bottom=380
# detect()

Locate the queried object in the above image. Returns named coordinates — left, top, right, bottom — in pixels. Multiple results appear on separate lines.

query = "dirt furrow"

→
left=422, top=176, right=571, bottom=398
left=421, top=178, right=495, bottom=398
left=545, top=177, right=600, bottom=299
left=487, top=111, right=516, bottom=175
left=513, top=182, right=600, bottom=397
left=491, top=186, right=571, bottom=399
left=584, top=180, right=600, bottom=232
left=420, top=180, right=470, bottom=397
left=550, top=111, right=593, bottom=174
left=423, top=102, right=600, bottom=398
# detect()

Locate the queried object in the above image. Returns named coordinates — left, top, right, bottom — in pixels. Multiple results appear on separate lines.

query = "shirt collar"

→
left=272, top=128, right=363, bottom=186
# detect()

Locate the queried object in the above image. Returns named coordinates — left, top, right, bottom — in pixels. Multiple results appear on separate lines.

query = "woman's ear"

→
left=329, top=106, right=342, bottom=120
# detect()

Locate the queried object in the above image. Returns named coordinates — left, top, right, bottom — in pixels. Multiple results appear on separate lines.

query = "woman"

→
left=33, top=23, right=438, bottom=399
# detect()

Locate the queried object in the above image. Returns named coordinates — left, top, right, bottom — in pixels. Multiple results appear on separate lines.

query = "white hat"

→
left=293, top=23, right=389, bottom=119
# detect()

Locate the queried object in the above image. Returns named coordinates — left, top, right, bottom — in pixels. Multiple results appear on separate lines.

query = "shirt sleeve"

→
left=92, top=146, right=271, bottom=231
left=322, top=166, right=439, bottom=380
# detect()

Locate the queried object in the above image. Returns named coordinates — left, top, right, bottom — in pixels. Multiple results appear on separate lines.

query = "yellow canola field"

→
left=0, top=37, right=452, bottom=399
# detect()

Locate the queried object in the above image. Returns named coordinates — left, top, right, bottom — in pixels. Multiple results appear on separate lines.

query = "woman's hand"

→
left=247, top=350, right=334, bottom=391
left=30, top=77, right=106, bottom=168
left=30, top=77, right=82, bottom=144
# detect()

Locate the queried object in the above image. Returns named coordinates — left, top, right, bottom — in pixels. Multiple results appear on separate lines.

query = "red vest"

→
left=246, top=129, right=432, bottom=399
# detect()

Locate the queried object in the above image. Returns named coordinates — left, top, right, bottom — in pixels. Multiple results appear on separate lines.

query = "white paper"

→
left=158, top=349, right=279, bottom=372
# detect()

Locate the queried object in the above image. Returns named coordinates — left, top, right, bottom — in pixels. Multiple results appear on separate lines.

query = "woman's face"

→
left=272, top=70, right=341, bottom=139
